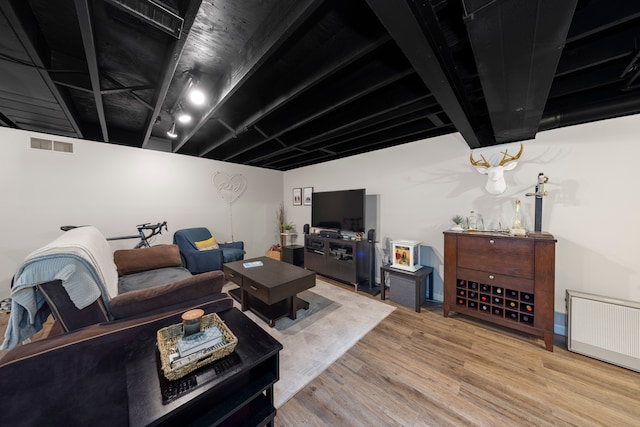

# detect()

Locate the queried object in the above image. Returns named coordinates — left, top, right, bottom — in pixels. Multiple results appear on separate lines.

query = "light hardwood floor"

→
left=276, top=280, right=640, bottom=427
left=2, top=283, right=638, bottom=426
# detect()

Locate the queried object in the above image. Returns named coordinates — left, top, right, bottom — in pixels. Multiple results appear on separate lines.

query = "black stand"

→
left=359, top=229, right=380, bottom=296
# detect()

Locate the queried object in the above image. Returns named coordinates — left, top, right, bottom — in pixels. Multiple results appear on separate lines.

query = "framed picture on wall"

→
left=293, top=188, right=302, bottom=206
left=303, top=187, right=313, bottom=205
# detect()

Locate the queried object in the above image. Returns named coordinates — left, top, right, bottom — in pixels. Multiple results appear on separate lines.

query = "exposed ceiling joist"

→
left=173, top=0, right=325, bottom=152
left=0, top=0, right=83, bottom=137
left=75, top=0, right=109, bottom=142
left=141, top=0, right=203, bottom=149
left=367, top=0, right=484, bottom=148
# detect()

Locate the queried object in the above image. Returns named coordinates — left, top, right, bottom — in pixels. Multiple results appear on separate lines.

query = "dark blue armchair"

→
left=173, top=227, right=245, bottom=274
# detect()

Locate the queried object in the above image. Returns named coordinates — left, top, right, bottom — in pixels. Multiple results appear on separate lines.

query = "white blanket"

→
left=24, top=226, right=119, bottom=300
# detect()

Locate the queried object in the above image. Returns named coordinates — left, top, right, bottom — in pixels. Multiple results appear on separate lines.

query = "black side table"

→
left=125, top=308, right=282, bottom=426
left=380, top=265, right=434, bottom=312
left=282, top=244, right=304, bottom=267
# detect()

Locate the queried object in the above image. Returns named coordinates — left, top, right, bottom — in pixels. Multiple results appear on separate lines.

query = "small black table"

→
left=380, top=265, right=434, bottom=312
left=125, top=307, right=282, bottom=426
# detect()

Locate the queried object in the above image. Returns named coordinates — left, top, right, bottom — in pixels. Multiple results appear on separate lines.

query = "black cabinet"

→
left=304, top=234, right=370, bottom=286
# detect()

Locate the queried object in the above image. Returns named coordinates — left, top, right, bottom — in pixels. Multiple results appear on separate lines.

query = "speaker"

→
left=367, top=229, right=375, bottom=243
left=303, top=223, right=310, bottom=235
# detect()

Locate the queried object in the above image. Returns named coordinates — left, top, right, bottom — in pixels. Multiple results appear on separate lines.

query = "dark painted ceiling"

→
left=1, top=0, right=639, bottom=171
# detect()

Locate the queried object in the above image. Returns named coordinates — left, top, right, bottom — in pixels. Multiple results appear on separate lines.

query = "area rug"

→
left=223, top=279, right=395, bottom=408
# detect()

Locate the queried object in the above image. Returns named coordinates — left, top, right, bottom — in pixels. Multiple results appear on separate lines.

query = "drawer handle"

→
left=489, top=239, right=495, bottom=244
left=250, top=285, right=258, bottom=291
left=489, top=274, right=495, bottom=279
left=228, top=273, right=235, bottom=278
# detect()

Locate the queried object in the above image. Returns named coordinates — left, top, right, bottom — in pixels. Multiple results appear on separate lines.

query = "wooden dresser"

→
left=443, top=231, right=556, bottom=351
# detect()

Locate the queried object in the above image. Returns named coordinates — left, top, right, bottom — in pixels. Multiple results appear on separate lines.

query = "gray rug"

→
left=223, top=279, right=395, bottom=408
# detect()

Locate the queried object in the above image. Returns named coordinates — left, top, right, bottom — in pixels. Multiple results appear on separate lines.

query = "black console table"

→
left=380, top=265, right=434, bottom=313
left=125, top=307, right=282, bottom=426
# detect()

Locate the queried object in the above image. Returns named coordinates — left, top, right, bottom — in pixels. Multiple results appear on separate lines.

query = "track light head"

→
left=166, top=122, right=177, bottom=138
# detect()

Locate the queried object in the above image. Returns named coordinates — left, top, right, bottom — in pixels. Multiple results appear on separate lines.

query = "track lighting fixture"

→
left=166, top=122, right=177, bottom=138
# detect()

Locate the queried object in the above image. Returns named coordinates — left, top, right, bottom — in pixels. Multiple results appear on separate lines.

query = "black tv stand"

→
left=304, top=233, right=376, bottom=294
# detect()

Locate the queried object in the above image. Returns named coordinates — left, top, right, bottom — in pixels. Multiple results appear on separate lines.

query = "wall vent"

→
left=54, top=141, right=73, bottom=153
left=30, top=138, right=73, bottom=153
left=567, top=290, right=640, bottom=372
left=30, top=138, right=52, bottom=150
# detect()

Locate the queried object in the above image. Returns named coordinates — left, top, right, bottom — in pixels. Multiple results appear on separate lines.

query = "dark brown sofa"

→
left=0, top=295, right=233, bottom=426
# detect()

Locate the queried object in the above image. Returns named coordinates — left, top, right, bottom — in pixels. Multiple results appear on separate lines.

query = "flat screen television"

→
left=311, top=189, right=365, bottom=232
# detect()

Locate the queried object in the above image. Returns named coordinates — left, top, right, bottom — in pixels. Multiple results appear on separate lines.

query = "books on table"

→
left=177, top=326, right=224, bottom=357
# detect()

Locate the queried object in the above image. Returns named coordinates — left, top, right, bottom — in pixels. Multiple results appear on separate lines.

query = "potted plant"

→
left=451, top=214, right=464, bottom=231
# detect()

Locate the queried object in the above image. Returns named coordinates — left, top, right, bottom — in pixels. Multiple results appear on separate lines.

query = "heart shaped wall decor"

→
left=212, top=172, right=247, bottom=205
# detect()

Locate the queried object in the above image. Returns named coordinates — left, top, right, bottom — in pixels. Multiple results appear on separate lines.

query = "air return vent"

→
left=31, top=138, right=73, bottom=153
left=104, top=0, right=184, bottom=39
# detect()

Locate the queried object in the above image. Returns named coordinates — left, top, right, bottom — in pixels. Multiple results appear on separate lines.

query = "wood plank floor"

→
left=2, top=282, right=638, bottom=426
left=276, top=280, right=640, bottom=427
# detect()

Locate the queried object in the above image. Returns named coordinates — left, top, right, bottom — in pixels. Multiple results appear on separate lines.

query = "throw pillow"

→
left=195, top=236, right=219, bottom=251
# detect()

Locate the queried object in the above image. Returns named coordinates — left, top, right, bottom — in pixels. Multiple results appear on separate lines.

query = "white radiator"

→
left=566, top=290, right=640, bottom=372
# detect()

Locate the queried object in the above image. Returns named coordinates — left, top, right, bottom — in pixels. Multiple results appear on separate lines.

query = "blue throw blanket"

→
left=1, top=254, right=109, bottom=350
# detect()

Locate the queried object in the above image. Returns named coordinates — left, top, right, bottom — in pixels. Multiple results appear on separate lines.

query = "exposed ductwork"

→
left=463, top=0, right=578, bottom=143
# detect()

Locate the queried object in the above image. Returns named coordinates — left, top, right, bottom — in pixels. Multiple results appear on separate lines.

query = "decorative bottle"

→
left=468, top=211, right=477, bottom=231
left=511, top=199, right=526, bottom=236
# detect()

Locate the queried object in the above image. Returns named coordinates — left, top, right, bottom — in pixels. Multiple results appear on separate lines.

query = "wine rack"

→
left=455, top=279, right=535, bottom=325
left=443, top=231, right=556, bottom=351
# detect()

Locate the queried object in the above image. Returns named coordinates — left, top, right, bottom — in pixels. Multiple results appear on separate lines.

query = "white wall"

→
left=3, top=114, right=640, bottom=327
left=284, top=114, right=640, bottom=326
left=0, top=128, right=284, bottom=297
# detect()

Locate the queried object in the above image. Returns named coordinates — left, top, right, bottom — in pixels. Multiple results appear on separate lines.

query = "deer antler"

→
left=470, top=151, right=491, bottom=168
left=498, top=143, right=524, bottom=166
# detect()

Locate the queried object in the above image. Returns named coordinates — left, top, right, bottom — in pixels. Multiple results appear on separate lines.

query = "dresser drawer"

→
left=457, top=235, right=534, bottom=279
left=243, top=278, right=268, bottom=301
left=223, top=265, right=243, bottom=286
left=457, top=267, right=535, bottom=293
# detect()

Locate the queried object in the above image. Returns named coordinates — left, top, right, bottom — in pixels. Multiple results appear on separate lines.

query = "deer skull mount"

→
left=470, top=143, right=524, bottom=195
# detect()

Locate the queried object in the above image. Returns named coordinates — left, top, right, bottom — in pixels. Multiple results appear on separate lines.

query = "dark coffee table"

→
left=223, top=256, right=316, bottom=327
